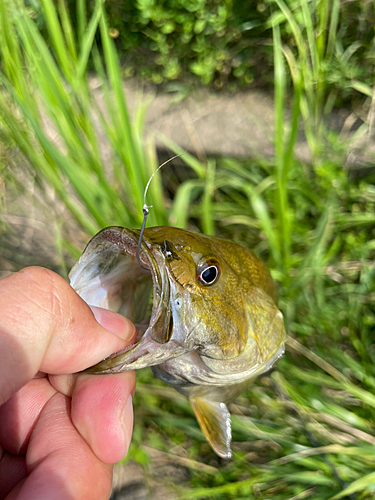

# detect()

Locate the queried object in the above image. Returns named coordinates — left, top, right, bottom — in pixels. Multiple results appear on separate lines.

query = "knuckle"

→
left=18, top=267, right=68, bottom=333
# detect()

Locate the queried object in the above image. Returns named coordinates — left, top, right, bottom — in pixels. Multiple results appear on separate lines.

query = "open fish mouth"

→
left=69, top=227, right=184, bottom=374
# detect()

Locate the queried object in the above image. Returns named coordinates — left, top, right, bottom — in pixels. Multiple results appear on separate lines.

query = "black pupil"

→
left=201, top=266, right=217, bottom=284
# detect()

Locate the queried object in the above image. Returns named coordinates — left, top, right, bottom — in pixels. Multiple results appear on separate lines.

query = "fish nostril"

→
left=162, top=240, right=172, bottom=257
left=161, top=240, right=180, bottom=260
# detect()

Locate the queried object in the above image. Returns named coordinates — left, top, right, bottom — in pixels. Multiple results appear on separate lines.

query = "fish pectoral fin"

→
left=190, top=397, right=232, bottom=459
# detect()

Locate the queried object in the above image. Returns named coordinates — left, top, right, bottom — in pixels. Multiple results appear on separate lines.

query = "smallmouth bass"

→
left=69, top=226, right=286, bottom=458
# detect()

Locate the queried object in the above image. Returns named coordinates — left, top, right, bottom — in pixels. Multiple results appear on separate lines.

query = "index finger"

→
left=0, top=267, right=136, bottom=405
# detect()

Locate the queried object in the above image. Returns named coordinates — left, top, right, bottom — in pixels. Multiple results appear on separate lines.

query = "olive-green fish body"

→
left=69, top=226, right=286, bottom=458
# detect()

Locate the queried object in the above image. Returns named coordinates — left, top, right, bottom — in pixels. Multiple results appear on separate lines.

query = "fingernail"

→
left=90, top=306, right=136, bottom=342
left=121, top=395, right=133, bottom=458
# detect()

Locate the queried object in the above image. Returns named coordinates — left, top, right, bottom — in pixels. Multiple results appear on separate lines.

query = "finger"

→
left=47, top=304, right=138, bottom=398
left=49, top=306, right=137, bottom=396
left=0, top=379, right=56, bottom=455
left=0, top=453, right=26, bottom=498
left=0, top=267, right=136, bottom=405
left=14, top=392, right=113, bottom=500
left=0, top=372, right=135, bottom=464
left=90, top=305, right=136, bottom=342
left=71, top=372, right=136, bottom=464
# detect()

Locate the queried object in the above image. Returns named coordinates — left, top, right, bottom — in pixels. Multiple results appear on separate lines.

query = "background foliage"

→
left=41, top=0, right=375, bottom=100
left=0, top=0, right=375, bottom=499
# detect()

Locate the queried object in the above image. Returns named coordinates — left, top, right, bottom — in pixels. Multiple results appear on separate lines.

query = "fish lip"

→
left=78, top=227, right=175, bottom=374
left=123, top=228, right=171, bottom=344
left=110, top=227, right=174, bottom=347
left=123, top=228, right=160, bottom=281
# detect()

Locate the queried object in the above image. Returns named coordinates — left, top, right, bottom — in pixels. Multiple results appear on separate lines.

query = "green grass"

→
left=0, top=0, right=375, bottom=499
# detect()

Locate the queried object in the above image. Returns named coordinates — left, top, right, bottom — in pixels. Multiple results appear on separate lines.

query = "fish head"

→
left=69, top=226, right=286, bottom=379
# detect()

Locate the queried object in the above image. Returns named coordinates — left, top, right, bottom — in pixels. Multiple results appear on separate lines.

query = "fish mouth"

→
left=69, top=226, right=185, bottom=374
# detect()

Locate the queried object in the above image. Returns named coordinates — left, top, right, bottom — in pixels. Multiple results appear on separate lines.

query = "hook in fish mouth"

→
left=69, top=226, right=190, bottom=374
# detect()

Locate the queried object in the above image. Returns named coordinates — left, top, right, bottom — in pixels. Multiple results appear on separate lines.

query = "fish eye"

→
left=197, top=258, right=221, bottom=286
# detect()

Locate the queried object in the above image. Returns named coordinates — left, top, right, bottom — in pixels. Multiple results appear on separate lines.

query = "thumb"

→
left=0, top=267, right=135, bottom=405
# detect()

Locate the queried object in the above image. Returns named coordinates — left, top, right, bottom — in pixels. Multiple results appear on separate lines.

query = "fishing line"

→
left=136, top=154, right=181, bottom=270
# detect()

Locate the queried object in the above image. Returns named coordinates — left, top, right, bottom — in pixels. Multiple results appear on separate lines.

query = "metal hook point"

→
left=136, top=205, right=151, bottom=271
left=136, top=154, right=181, bottom=271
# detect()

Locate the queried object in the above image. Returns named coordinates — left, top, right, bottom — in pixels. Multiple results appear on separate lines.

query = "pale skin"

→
left=0, top=267, right=137, bottom=500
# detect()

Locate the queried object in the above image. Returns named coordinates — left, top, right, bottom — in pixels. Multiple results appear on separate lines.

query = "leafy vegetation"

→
left=30, top=0, right=375, bottom=99
left=0, top=0, right=375, bottom=499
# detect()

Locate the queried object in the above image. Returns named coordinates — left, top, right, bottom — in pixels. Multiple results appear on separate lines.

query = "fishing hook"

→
left=136, top=154, right=181, bottom=270
left=136, top=205, right=150, bottom=270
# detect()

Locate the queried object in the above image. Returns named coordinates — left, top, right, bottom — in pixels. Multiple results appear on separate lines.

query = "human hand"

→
left=0, top=267, right=136, bottom=500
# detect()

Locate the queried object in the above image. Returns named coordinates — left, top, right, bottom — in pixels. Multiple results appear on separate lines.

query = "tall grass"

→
left=268, top=0, right=341, bottom=162
left=0, top=0, right=215, bottom=248
left=0, top=0, right=375, bottom=499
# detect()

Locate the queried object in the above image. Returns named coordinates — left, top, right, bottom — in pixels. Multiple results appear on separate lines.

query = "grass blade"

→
left=329, top=471, right=375, bottom=499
